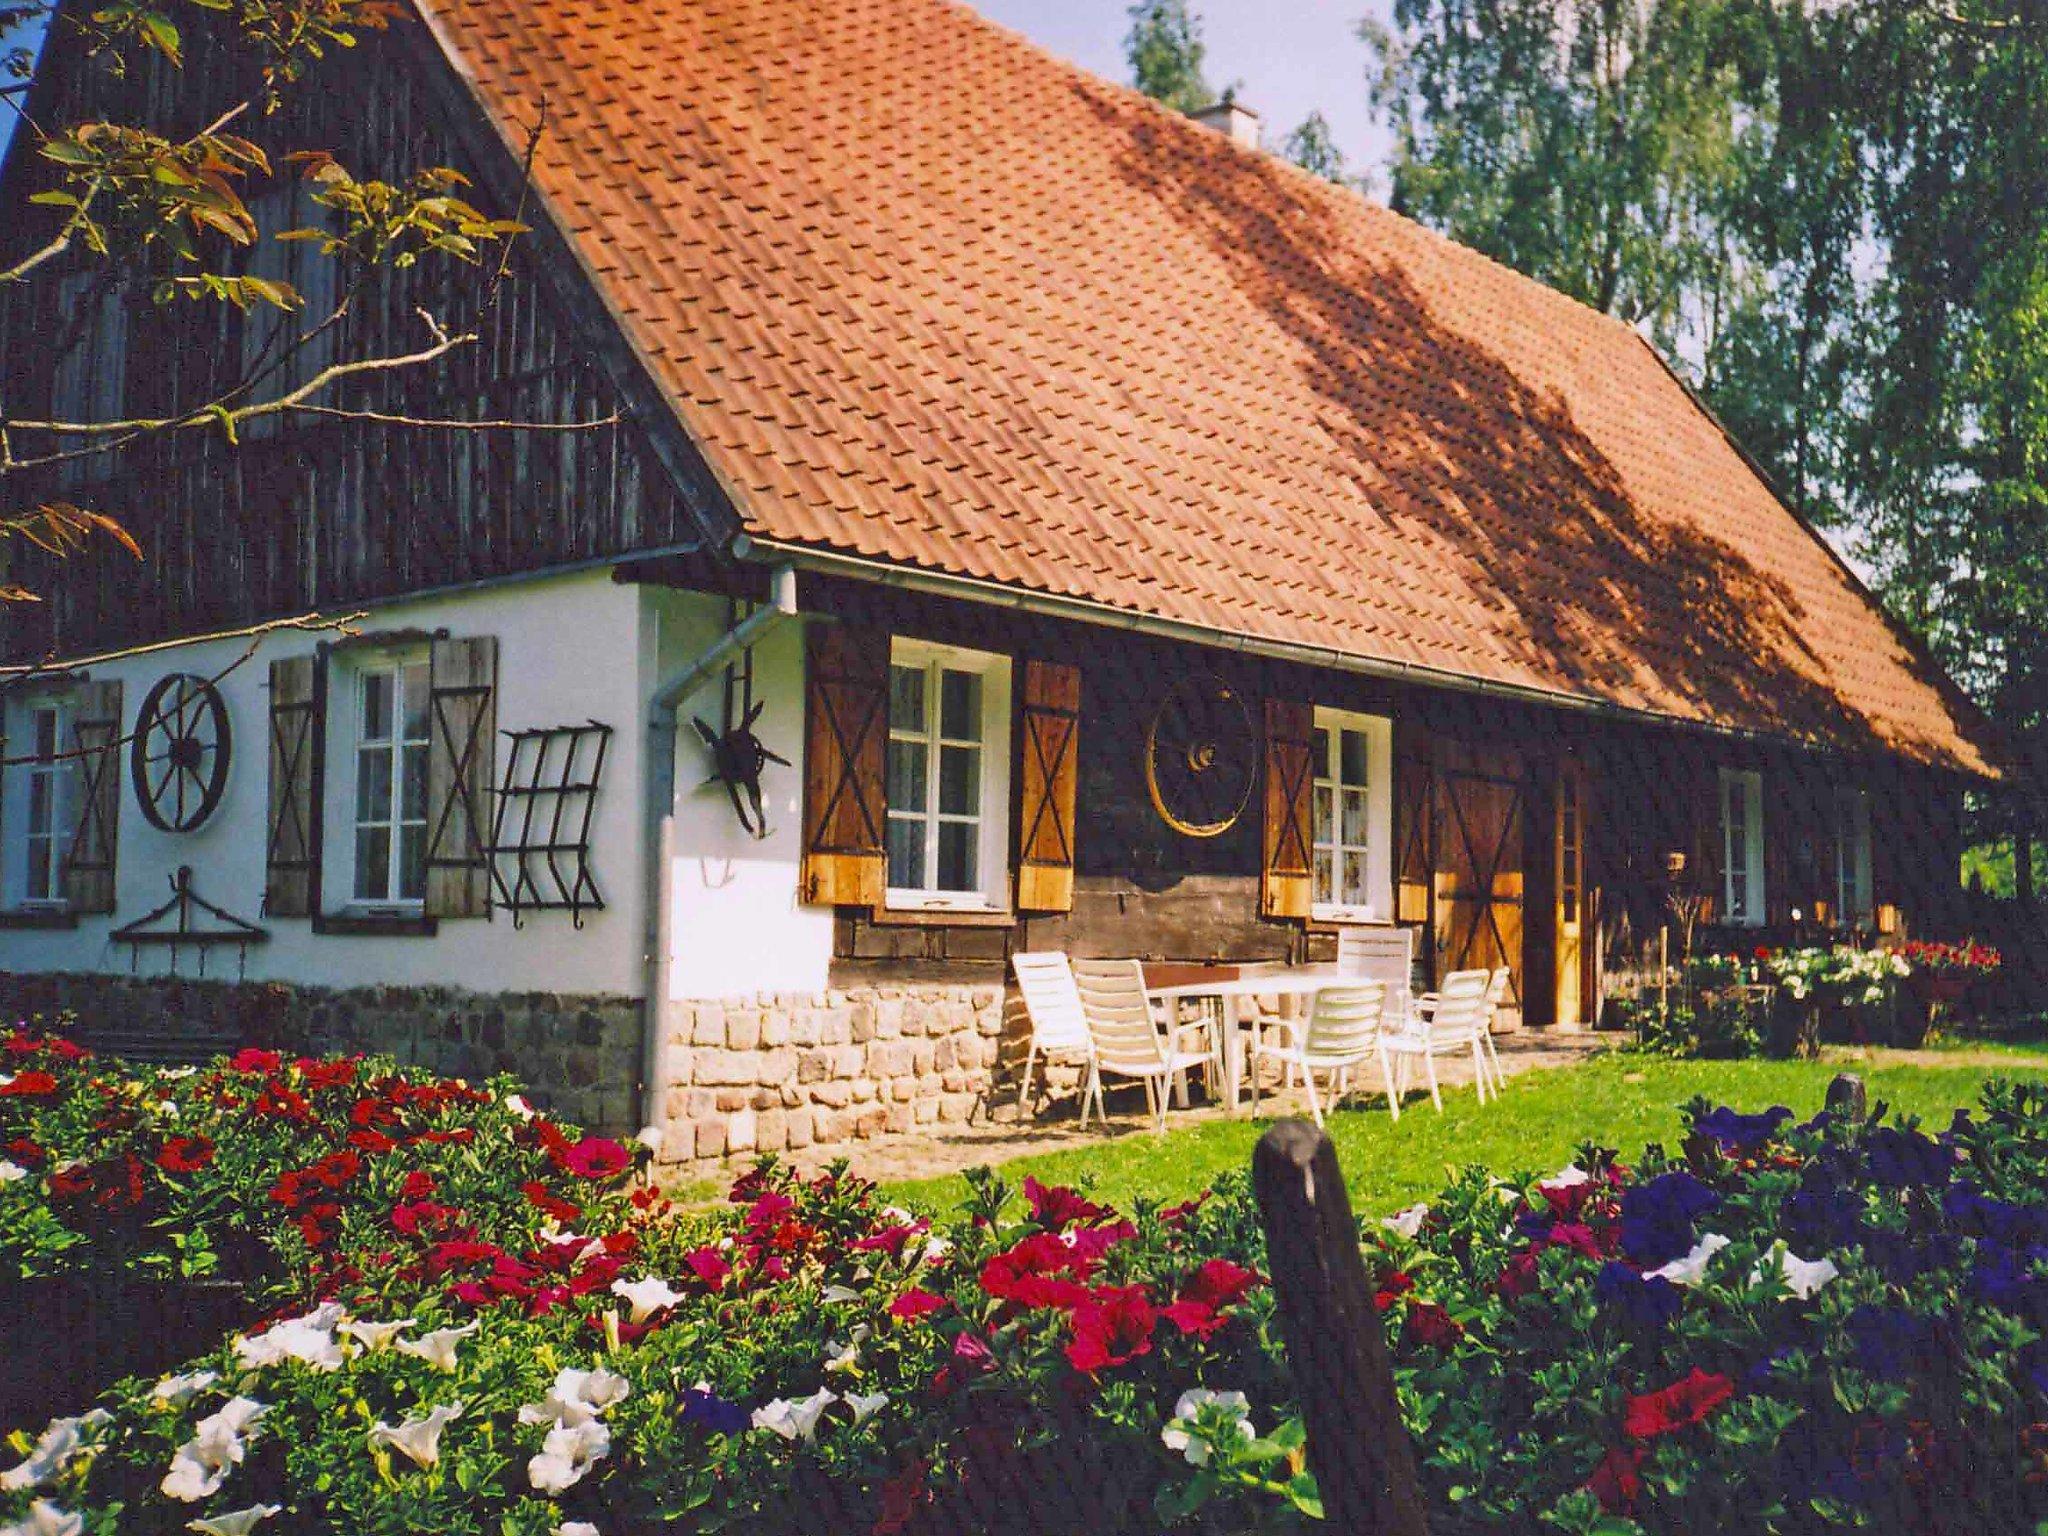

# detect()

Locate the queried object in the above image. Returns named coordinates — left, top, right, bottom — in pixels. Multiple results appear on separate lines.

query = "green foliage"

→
left=1280, top=111, right=1345, bottom=184
left=1124, top=0, right=1215, bottom=114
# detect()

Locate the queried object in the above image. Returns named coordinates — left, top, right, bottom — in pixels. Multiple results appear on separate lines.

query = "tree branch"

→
left=284, top=404, right=623, bottom=431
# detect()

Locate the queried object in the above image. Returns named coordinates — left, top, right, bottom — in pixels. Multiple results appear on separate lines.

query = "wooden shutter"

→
left=1260, top=698, right=1315, bottom=919
left=1015, top=659, right=1080, bottom=912
left=1395, top=722, right=1434, bottom=926
left=61, top=680, right=122, bottom=913
left=800, top=622, right=887, bottom=907
left=424, top=635, right=498, bottom=919
left=265, top=654, right=325, bottom=917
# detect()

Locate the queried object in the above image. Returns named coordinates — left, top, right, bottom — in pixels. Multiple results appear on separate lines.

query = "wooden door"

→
left=1555, top=759, right=1586, bottom=1026
left=1432, top=745, right=1526, bottom=1027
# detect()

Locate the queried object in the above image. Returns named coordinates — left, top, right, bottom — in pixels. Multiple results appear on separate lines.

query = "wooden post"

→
left=1826, top=1072, right=1867, bottom=1120
left=1252, top=1120, right=1431, bottom=1536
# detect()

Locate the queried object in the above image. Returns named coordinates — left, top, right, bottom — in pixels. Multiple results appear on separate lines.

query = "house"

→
left=0, top=0, right=2003, bottom=1159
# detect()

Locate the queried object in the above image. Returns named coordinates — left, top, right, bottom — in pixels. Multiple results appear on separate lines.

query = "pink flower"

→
left=888, top=1288, right=949, bottom=1322
left=1023, top=1176, right=1114, bottom=1231
left=682, top=1247, right=731, bottom=1289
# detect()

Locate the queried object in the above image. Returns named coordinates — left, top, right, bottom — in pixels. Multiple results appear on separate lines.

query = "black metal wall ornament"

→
left=484, top=721, right=611, bottom=928
left=112, top=865, right=268, bottom=978
left=131, top=672, right=232, bottom=833
left=1145, top=670, right=1256, bottom=838
left=692, top=613, right=788, bottom=839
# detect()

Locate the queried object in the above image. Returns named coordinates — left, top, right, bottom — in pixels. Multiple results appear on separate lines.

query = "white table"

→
left=1147, top=966, right=1349, bottom=1111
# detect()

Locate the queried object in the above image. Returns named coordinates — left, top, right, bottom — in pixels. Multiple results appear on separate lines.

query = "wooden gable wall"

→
left=0, top=6, right=733, bottom=664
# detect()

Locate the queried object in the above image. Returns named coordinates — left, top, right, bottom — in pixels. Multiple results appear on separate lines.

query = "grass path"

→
left=880, top=1043, right=2048, bottom=1218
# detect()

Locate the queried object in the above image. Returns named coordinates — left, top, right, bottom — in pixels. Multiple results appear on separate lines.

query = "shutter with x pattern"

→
left=1260, top=698, right=1314, bottom=919
left=424, top=635, right=498, bottom=919
left=265, top=655, right=325, bottom=918
left=61, top=679, right=122, bottom=913
left=1015, top=659, right=1080, bottom=913
left=800, top=622, right=887, bottom=907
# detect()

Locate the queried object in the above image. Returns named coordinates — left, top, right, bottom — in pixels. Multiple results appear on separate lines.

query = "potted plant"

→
left=1896, top=939, right=2000, bottom=1042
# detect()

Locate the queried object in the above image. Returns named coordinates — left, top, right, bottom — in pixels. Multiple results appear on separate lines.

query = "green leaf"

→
left=1285, top=1470, right=1324, bottom=1519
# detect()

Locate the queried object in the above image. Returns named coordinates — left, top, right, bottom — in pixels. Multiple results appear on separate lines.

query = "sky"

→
left=969, top=0, right=1397, bottom=188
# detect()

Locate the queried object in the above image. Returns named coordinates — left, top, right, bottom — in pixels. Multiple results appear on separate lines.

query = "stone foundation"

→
left=0, top=971, right=642, bottom=1134
left=658, top=983, right=1012, bottom=1164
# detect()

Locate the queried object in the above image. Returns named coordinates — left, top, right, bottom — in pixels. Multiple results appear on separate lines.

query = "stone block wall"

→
left=658, top=983, right=1008, bottom=1164
left=0, top=971, right=642, bottom=1133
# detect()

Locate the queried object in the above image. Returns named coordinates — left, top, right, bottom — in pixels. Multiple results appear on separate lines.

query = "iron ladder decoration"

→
left=112, top=866, right=269, bottom=978
left=484, top=721, right=611, bottom=928
left=692, top=599, right=789, bottom=839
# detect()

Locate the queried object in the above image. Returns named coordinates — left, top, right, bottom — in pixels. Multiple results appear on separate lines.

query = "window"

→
left=884, top=640, right=1010, bottom=909
left=1834, top=788, right=1873, bottom=926
left=1310, top=708, right=1393, bottom=920
left=350, top=657, right=431, bottom=907
left=1719, top=768, right=1766, bottom=925
left=13, top=702, right=76, bottom=906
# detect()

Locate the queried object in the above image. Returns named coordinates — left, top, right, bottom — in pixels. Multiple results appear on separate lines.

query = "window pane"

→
left=1341, top=787, right=1370, bottom=846
left=401, top=662, right=431, bottom=742
left=401, top=743, right=430, bottom=821
left=1312, top=784, right=1333, bottom=846
left=1314, top=849, right=1334, bottom=903
left=887, top=739, right=927, bottom=812
left=399, top=825, right=427, bottom=902
left=26, top=839, right=51, bottom=901
left=937, top=821, right=977, bottom=892
left=1311, top=727, right=1331, bottom=776
left=889, top=666, right=925, bottom=734
left=361, top=673, right=392, bottom=741
left=356, top=748, right=392, bottom=821
left=26, top=774, right=50, bottom=835
left=31, top=711, right=56, bottom=760
left=886, top=817, right=925, bottom=889
left=1340, top=729, right=1369, bottom=788
left=1342, top=850, right=1368, bottom=907
left=938, top=745, right=980, bottom=816
left=355, top=827, right=390, bottom=900
left=939, top=668, right=981, bottom=741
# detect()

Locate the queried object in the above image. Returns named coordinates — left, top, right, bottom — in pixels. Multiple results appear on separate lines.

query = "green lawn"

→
left=881, top=1044, right=2048, bottom=1218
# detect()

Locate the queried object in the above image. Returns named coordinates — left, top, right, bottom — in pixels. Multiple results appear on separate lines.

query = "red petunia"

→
left=1373, top=1269, right=1416, bottom=1313
left=156, top=1136, right=214, bottom=1174
left=1161, top=1300, right=1224, bottom=1339
left=295, top=1057, right=357, bottom=1089
left=853, top=1219, right=930, bottom=1259
left=347, top=1129, right=397, bottom=1155
left=1064, top=1285, right=1157, bottom=1373
left=228, top=1048, right=282, bottom=1074
left=554, top=1136, right=630, bottom=1180
left=399, top=1170, right=437, bottom=1201
left=47, top=1163, right=92, bottom=1200
left=1023, top=1175, right=1114, bottom=1231
left=1180, top=1258, right=1261, bottom=1311
left=1404, top=1300, right=1464, bottom=1349
left=1496, top=1248, right=1541, bottom=1300
left=980, top=1232, right=1095, bottom=1306
left=1588, top=1446, right=1646, bottom=1515
left=0, top=1070, right=59, bottom=1097
left=1623, top=1367, right=1736, bottom=1440
left=887, top=1287, right=950, bottom=1322
left=522, top=1181, right=582, bottom=1223
left=5, top=1138, right=44, bottom=1167
left=1159, top=1192, right=1211, bottom=1228
left=682, top=1247, right=731, bottom=1289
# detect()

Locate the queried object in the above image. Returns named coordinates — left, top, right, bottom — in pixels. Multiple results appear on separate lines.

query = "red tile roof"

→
left=419, top=0, right=2001, bottom=776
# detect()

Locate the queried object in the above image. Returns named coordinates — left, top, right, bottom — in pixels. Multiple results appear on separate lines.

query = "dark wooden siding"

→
left=0, top=8, right=727, bottom=663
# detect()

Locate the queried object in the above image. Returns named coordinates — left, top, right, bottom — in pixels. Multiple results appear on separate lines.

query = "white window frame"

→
left=342, top=650, right=433, bottom=913
left=1834, top=787, right=1873, bottom=926
left=7, top=696, right=77, bottom=910
left=1719, top=767, right=1766, bottom=926
left=1310, top=707, right=1394, bottom=923
left=883, top=638, right=1012, bottom=912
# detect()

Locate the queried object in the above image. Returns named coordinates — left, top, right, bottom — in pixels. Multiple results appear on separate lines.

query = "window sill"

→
left=871, top=903, right=1015, bottom=930
left=1309, top=908, right=1393, bottom=929
left=313, top=910, right=439, bottom=938
left=0, top=908, right=78, bottom=931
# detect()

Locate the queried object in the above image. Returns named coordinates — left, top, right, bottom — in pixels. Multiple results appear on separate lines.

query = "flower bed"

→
left=10, top=1037, right=2048, bottom=1534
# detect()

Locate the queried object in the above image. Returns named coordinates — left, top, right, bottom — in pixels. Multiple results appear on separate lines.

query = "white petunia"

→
left=922, top=1236, right=953, bottom=1265
left=161, top=1398, right=267, bottom=1502
left=1, top=1412, right=110, bottom=1491
left=846, top=1391, right=888, bottom=1425
left=1540, top=1164, right=1592, bottom=1190
left=1380, top=1203, right=1429, bottom=1240
left=819, top=1284, right=862, bottom=1305
left=1, top=1499, right=83, bottom=1536
left=750, top=1388, right=836, bottom=1443
left=823, top=1324, right=871, bottom=1374
left=634, top=1125, right=665, bottom=1156
left=1750, top=1246, right=1840, bottom=1301
left=0, top=1159, right=28, bottom=1183
left=235, top=1304, right=346, bottom=1373
left=554, top=1525, right=600, bottom=1536
left=518, top=1368, right=631, bottom=1429
left=367, top=1403, right=463, bottom=1470
left=1646, top=1233, right=1731, bottom=1289
left=150, top=1370, right=220, bottom=1410
left=337, top=1317, right=415, bottom=1355
left=527, top=1420, right=610, bottom=1494
left=185, top=1504, right=283, bottom=1536
left=608, top=1276, right=683, bottom=1325
left=1160, top=1389, right=1254, bottom=1467
left=393, top=1319, right=480, bottom=1373
left=505, top=1093, right=536, bottom=1121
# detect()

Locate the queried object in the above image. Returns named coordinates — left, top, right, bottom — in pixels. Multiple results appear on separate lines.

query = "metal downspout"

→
left=638, top=564, right=799, bottom=1142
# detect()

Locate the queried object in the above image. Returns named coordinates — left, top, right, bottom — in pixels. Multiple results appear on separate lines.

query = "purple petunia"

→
left=1620, top=1172, right=1720, bottom=1267
left=1945, top=1185, right=2048, bottom=1248
left=681, top=1388, right=751, bottom=1435
left=1845, top=1305, right=1939, bottom=1382
left=1693, top=1105, right=1793, bottom=1153
left=1595, top=1261, right=1683, bottom=1328
left=1865, top=1127, right=1954, bottom=1189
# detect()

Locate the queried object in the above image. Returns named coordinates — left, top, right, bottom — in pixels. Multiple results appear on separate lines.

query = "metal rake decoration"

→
left=692, top=621, right=787, bottom=839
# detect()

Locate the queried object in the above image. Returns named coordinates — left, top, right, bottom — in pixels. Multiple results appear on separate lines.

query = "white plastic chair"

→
left=1385, top=968, right=1493, bottom=1112
left=1336, top=925, right=1419, bottom=1024
left=1010, top=952, right=1094, bottom=1118
left=1479, top=966, right=1510, bottom=1092
left=1071, top=958, right=1212, bottom=1132
left=1249, top=980, right=1395, bottom=1126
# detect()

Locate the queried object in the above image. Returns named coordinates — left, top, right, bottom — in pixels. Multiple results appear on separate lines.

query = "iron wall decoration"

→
left=693, top=627, right=787, bottom=838
left=131, top=672, right=232, bottom=833
left=113, top=865, right=268, bottom=978
left=485, top=721, right=611, bottom=927
left=1144, top=671, right=1256, bottom=837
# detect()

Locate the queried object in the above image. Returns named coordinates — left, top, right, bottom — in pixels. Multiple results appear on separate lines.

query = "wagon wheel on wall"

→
left=1145, top=672, right=1256, bottom=838
left=130, top=672, right=233, bottom=833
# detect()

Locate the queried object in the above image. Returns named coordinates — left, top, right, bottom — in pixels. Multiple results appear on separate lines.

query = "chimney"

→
left=1189, top=97, right=1260, bottom=149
